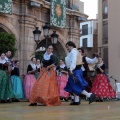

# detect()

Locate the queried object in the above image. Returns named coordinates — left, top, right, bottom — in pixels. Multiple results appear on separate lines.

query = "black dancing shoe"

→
left=29, top=103, right=37, bottom=106
left=95, top=99, right=100, bottom=102
left=89, top=94, right=95, bottom=104
left=64, top=98, right=69, bottom=102
left=0, top=100, right=7, bottom=103
left=12, top=99, right=20, bottom=102
left=100, top=98, right=103, bottom=102
left=70, top=101, right=80, bottom=105
left=71, top=99, right=74, bottom=102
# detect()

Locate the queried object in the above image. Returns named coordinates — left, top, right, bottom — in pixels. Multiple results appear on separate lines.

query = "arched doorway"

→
left=37, top=38, right=66, bottom=59
left=0, top=24, right=12, bottom=33
left=0, top=27, right=6, bottom=32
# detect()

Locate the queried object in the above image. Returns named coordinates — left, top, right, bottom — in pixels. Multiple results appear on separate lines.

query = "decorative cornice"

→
left=14, top=0, right=88, bottom=18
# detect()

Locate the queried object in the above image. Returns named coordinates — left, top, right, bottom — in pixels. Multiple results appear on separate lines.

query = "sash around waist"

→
left=68, top=65, right=82, bottom=70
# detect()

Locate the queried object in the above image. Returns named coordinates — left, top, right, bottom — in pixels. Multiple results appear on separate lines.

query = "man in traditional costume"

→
left=77, top=48, right=98, bottom=95
left=64, top=41, right=95, bottom=105
left=77, top=48, right=98, bottom=79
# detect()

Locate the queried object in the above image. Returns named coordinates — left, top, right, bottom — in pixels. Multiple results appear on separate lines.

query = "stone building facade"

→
left=0, top=0, right=88, bottom=73
left=98, top=0, right=120, bottom=87
left=98, top=0, right=108, bottom=71
left=80, top=19, right=98, bottom=57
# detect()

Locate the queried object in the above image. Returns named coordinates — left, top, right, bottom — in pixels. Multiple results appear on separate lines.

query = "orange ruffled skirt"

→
left=29, top=67, right=61, bottom=106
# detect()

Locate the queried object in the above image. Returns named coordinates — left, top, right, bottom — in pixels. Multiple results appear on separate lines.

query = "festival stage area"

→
left=0, top=100, right=120, bottom=120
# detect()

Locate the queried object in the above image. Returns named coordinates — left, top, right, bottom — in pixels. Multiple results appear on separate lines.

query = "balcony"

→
left=45, top=0, right=50, bottom=2
left=45, top=0, right=71, bottom=9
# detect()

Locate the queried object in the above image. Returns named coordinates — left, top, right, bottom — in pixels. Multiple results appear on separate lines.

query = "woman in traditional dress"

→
left=29, top=45, right=61, bottom=106
left=90, top=57, right=116, bottom=101
left=56, top=59, right=69, bottom=101
left=35, top=59, right=41, bottom=79
left=23, top=57, right=37, bottom=100
left=0, top=53, right=14, bottom=103
left=11, top=60, right=24, bottom=99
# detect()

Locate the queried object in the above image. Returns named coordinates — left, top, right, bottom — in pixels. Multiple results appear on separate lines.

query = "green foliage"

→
left=56, top=56, right=59, bottom=66
left=55, top=54, right=66, bottom=66
left=0, top=32, right=17, bottom=57
left=35, top=52, right=44, bottom=60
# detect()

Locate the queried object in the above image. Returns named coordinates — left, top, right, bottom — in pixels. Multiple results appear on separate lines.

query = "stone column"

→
left=18, top=0, right=36, bottom=74
left=98, top=0, right=103, bottom=56
left=68, top=15, right=80, bottom=48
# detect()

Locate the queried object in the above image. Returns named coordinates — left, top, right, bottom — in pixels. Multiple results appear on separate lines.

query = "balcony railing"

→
left=45, top=0, right=50, bottom=2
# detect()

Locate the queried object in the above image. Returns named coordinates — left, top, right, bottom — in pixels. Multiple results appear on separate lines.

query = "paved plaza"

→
left=0, top=100, right=120, bottom=120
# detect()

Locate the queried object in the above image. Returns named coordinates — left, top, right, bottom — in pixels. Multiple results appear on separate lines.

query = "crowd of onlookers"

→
left=0, top=51, right=41, bottom=103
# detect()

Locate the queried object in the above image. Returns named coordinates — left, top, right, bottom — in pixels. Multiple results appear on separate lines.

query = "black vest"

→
left=82, top=56, right=89, bottom=77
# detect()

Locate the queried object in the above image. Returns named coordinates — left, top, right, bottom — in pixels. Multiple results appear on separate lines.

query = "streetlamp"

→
left=33, top=27, right=41, bottom=45
left=42, top=23, right=50, bottom=49
left=31, top=27, right=42, bottom=57
left=51, top=31, right=59, bottom=44
left=33, top=23, right=59, bottom=52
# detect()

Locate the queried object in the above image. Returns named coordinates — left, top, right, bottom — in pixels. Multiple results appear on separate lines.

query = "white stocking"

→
left=73, top=93, right=79, bottom=102
left=81, top=90, right=92, bottom=98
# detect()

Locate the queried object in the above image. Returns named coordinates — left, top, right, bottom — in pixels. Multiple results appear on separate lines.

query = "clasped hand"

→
left=69, top=70, right=73, bottom=75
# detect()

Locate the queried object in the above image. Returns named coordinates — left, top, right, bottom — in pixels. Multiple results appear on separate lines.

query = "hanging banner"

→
left=0, top=0, right=12, bottom=14
left=50, top=0, right=66, bottom=28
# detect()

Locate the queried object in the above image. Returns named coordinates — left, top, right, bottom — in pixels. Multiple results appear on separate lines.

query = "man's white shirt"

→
left=65, top=48, right=78, bottom=71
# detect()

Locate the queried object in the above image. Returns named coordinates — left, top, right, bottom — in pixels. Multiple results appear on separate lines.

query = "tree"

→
left=0, top=32, right=17, bottom=57
left=35, top=52, right=44, bottom=60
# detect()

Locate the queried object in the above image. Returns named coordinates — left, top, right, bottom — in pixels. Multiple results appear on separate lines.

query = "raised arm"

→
left=85, top=57, right=98, bottom=64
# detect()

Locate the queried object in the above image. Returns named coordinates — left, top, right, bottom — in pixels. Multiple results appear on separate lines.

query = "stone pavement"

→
left=0, top=100, right=120, bottom=120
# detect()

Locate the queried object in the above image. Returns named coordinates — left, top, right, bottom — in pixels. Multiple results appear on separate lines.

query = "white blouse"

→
left=0, top=57, right=6, bottom=64
left=43, top=52, right=53, bottom=60
left=65, top=48, right=78, bottom=71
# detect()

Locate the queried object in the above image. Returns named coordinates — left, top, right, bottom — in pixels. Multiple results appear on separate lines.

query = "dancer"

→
left=0, top=53, right=14, bottom=103
left=91, top=57, right=116, bottom=101
left=23, top=57, right=37, bottom=100
left=56, top=59, right=69, bottom=101
left=77, top=48, right=98, bottom=99
left=64, top=41, right=95, bottom=105
left=77, top=48, right=98, bottom=78
left=29, top=44, right=61, bottom=106
left=11, top=60, right=24, bottom=99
